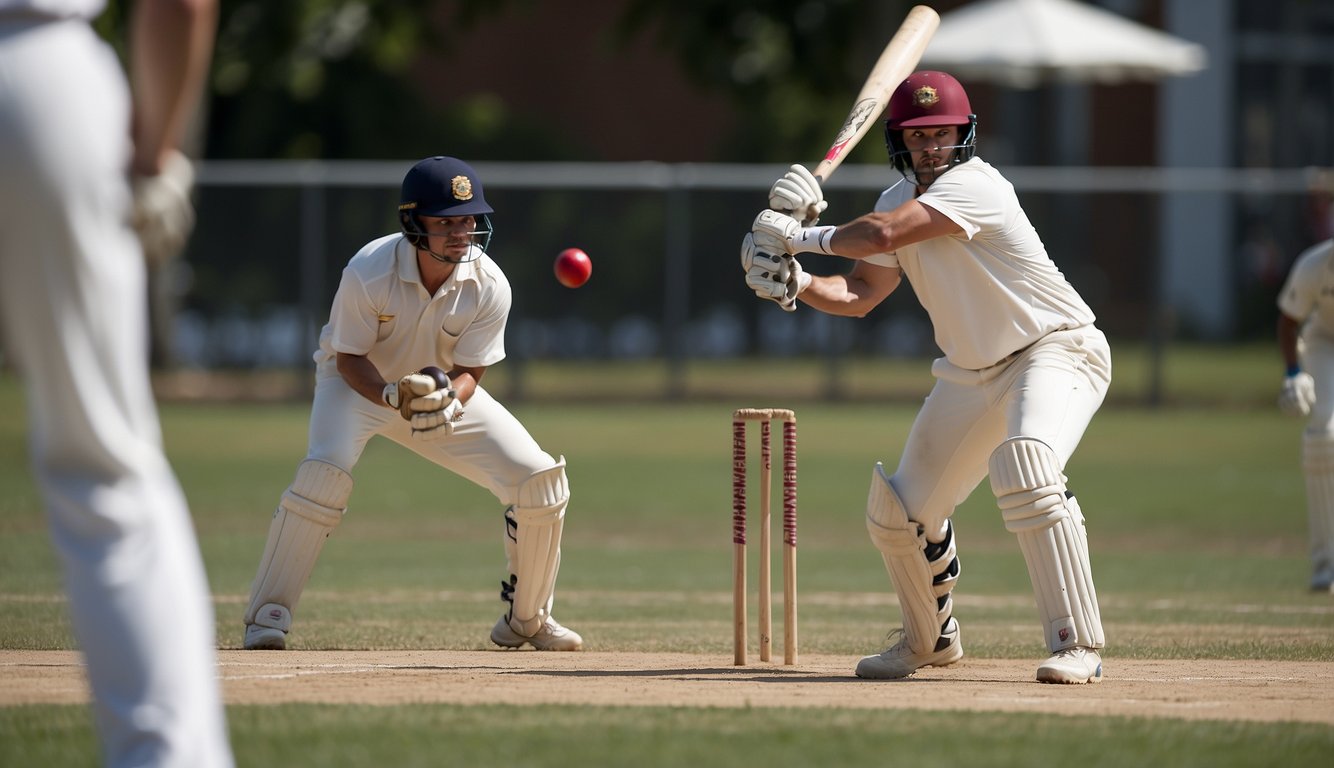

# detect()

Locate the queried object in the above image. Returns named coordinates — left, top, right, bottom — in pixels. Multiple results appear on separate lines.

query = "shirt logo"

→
left=913, top=85, right=939, bottom=108
left=451, top=175, right=474, bottom=201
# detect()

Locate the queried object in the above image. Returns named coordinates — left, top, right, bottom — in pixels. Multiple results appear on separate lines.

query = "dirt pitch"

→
left=3, top=650, right=1332, bottom=724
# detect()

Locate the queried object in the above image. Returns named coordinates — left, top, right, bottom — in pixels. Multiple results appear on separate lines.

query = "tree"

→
left=614, top=0, right=918, bottom=162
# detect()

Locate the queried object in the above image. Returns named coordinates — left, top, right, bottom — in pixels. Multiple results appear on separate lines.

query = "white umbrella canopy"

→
left=920, top=0, right=1208, bottom=88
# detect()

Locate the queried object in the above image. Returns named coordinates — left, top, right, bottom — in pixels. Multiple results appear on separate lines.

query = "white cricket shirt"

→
left=864, top=157, right=1096, bottom=370
left=1278, top=239, right=1334, bottom=341
left=314, top=233, right=510, bottom=379
left=0, top=0, right=104, bottom=18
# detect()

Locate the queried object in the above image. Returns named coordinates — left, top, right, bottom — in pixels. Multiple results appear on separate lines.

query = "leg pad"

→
left=503, top=458, right=569, bottom=636
left=866, top=463, right=958, bottom=655
left=243, top=460, right=352, bottom=627
left=990, top=438, right=1103, bottom=651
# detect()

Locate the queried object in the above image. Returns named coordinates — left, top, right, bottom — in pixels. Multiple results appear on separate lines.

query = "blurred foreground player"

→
left=742, top=71, right=1110, bottom=684
left=241, top=156, right=582, bottom=651
left=1276, top=238, right=1334, bottom=592
left=0, top=0, right=233, bottom=765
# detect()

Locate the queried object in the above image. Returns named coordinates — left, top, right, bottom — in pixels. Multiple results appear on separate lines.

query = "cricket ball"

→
left=419, top=366, right=450, bottom=390
left=554, top=248, right=592, bottom=288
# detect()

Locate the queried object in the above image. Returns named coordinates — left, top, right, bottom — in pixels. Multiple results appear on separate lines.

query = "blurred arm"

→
left=129, top=0, right=218, bottom=175
left=1278, top=312, right=1302, bottom=373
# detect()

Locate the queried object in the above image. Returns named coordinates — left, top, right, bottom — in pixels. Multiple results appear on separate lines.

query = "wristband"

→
left=1286, top=364, right=1302, bottom=378
left=793, top=225, right=838, bottom=255
left=383, top=382, right=400, bottom=408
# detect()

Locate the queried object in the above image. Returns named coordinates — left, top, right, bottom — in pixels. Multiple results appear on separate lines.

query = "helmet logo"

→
left=913, top=85, right=939, bottom=108
left=451, top=175, right=474, bottom=201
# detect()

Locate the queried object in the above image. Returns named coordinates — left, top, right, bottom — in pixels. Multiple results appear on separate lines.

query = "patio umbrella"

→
left=920, top=0, right=1207, bottom=88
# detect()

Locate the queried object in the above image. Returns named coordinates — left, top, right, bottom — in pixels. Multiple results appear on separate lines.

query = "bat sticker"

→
left=823, top=98, right=880, bottom=162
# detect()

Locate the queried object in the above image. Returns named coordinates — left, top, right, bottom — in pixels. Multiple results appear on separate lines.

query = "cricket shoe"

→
left=854, top=617, right=963, bottom=679
left=491, top=615, right=583, bottom=651
left=243, top=624, right=287, bottom=650
left=1036, top=646, right=1103, bottom=684
left=243, top=603, right=290, bottom=650
left=1310, top=567, right=1334, bottom=593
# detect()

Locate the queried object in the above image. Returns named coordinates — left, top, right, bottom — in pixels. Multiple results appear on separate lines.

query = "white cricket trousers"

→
left=1299, top=334, right=1334, bottom=574
left=0, top=18, right=233, bottom=768
left=306, top=373, right=556, bottom=503
left=890, top=326, right=1112, bottom=537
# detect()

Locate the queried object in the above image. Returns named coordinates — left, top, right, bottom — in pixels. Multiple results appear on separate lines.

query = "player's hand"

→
left=411, top=397, right=463, bottom=442
left=131, top=149, right=196, bottom=267
left=742, top=233, right=808, bottom=312
left=750, top=209, right=799, bottom=256
left=769, top=164, right=828, bottom=226
left=1279, top=371, right=1316, bottom=417
left=742, top=231, right=789, bottom=301
left=780, top=255, right=812, bottom=311
left=383, top=372, right=438, bottom=420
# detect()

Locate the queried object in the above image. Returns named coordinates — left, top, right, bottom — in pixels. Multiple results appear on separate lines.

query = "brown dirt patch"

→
left=3, top=650, right=1332, bottom=724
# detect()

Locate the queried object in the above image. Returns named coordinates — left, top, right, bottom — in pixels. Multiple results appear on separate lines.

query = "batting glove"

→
left=751, top=209, right=799, bottom=256
left=1279, top=371, right=1316, bottom=417
left=131, top=149, right=196, bottom=267
left=769, top=164, right=828, bottom=226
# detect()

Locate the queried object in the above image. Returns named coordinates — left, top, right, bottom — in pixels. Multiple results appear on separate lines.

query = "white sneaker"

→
left=490, top=615, right=583, bottom=651
left=854, top=618, right=963, bottom=679
left=1310, top=567, right=1334, bottom=593
left=1036, top=646, right=1103, bottom=684
left=243, top=624, right=287, bottom=650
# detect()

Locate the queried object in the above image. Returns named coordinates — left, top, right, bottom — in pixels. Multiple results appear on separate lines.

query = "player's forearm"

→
left=443, top=367, right=485, bottom=405
left=830, top=202, right=961, bottom=259
left=335, top=352, right=395, bottom=407
left=129, top=0, right=217, bottom=175
left=799, top=274, right=887, bottom=318
left=1278, top=313, right=1303, bottom=371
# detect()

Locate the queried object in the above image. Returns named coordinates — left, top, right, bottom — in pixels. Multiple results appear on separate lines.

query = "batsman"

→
left=242, top=156, right=582, bottom=652
left=742, top=71, right=1111, bottom=683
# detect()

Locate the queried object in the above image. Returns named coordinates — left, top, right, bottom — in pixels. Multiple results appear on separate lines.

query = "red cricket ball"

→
left=554, top=248, right=592, bottom=288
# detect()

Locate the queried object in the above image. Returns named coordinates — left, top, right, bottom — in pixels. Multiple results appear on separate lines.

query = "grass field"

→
left=2, top=344, right=1333, bottom=766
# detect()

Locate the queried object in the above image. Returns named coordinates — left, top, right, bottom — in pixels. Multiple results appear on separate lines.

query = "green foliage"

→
left=614, top=0, right=921, bottom=161
left=96, top=0, right=928, bottom=161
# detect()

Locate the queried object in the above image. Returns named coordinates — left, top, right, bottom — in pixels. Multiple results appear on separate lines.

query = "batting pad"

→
left=243, top=459, right=352, bottom=627
left=989, top=437, right=1104, bottom=652
left=866, top=463, right=955, bottom=655
left=504, top=457, right=569, bottom=636
left=1303, top=432, right=1334, bottom=572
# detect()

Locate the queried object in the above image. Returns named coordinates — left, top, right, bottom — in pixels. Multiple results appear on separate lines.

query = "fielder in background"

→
left=742, top=71, right=1111, bottom=684
left=0, top=1, right=234, bottom=766
left=241, top=156, right=582, bottom=652
left=1275, top=237, right=1334, bottom=593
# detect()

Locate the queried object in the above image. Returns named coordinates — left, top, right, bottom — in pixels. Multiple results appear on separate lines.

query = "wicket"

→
left=731, top=407, right=797, bottom=665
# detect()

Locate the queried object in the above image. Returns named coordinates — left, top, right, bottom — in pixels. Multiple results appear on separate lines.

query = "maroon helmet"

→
left=884, top=71, right=978, bottom=180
